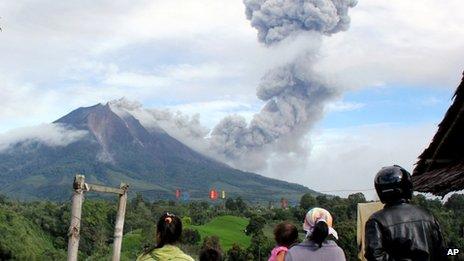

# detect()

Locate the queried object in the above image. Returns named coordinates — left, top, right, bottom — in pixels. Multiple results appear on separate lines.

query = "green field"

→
left=189, top=215, right=251, bottom=250
left=119, top=215, right=251, bottom=259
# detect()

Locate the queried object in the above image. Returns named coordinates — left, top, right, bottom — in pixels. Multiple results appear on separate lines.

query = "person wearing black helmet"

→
left=364, top=165, right=446, bottom=261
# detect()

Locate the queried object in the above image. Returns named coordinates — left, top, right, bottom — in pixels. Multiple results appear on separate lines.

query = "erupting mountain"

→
left=0, top=103, right=313, bottom=201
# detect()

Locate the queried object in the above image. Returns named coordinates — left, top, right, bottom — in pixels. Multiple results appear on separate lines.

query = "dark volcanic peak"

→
left=0, top=102, right=314, bottom=202
left=54, top=103, right=107, bottom=127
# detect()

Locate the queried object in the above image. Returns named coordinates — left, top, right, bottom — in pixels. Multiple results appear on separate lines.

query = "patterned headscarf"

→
left=303, top=207, right=338, bottom=239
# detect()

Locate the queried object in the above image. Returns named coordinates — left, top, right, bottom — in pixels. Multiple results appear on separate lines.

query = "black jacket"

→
left=364, top=202, right=445, bottom=261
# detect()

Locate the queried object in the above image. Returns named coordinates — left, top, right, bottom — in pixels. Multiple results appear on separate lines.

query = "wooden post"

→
left=67, top=175, right=86, bottom=261
left=112, top=183, right=129, bottom=261
left=66, top=176, right=129, bottom=261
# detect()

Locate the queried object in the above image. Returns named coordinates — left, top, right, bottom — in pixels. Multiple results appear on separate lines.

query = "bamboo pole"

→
left=67, top=175, right=86, bottom=261
left=112, top=183, right=129, bottom=261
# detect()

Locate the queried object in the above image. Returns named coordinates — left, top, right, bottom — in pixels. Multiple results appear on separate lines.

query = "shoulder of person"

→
left=286, top=242, right=305, bottom=252
left=332, top=242, right=346, bottom=252
left=175, top=255, right=194, bottom=261
left=321, top=241, right=346, bottom=258
left=368, top=207, right=388, bottom=221
left=409, top=204, right=436, bottom=217
left=174, top=252, right=195, bottom=261
left=136, top=252, right=155, bottom=261
left=323, top=240, right=344, bottom=249
left=397, top=203, right=437, bottom=222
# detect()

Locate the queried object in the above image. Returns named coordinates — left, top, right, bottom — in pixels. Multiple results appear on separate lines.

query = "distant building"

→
left=413, top=72, right=464, bottom=196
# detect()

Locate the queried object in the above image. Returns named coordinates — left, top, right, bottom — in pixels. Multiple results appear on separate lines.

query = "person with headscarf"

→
left=285, top=207, right=346, bottom=261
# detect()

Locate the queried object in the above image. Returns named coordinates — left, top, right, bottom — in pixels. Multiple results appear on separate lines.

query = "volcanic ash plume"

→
left=244, top=0, right=357, bottom=44
left=109, top=98, right=209, bottom=153
left=209, top=0, right=357, bottom=170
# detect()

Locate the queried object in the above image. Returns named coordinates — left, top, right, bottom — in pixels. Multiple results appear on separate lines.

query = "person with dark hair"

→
left=136, top=213, right=194, bottom=261
left=365, top=165, right=446, bottom=261
left=199, top=247, right=223, bottom=261
left=268, top=222, right=298, bottom=261
left=285, top=208, right=346, bottom=261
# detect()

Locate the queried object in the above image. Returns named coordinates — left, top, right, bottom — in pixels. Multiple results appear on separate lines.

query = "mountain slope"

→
left=0, top=103, right=315, bottom=202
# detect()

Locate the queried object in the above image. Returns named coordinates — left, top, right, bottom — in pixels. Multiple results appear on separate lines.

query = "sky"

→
left=1, top=0, right=464, bottom=199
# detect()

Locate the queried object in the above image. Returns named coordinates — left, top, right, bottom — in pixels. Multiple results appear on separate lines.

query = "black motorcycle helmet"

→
left=374, top=165, right=413, bottom=204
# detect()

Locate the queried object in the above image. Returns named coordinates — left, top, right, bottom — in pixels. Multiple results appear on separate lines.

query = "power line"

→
left=317, top=188, right=375, bottom=193
left=131, top=188, right=376, bottom=195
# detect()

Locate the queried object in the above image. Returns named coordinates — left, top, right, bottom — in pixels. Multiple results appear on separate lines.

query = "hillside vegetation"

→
left=0, top=193, right=463, bottom=260
left=0, top=207, right=64, bottom=259
left=0, top=104, right=313, bottom=202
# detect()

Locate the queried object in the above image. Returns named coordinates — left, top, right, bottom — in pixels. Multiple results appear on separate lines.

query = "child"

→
left=269, top=221, right=299, bottom=261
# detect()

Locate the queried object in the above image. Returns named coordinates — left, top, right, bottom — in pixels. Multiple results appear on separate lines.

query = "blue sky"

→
left=0, top=0, right=463, bottom=198
left=322, top=86, right=453, bottom=129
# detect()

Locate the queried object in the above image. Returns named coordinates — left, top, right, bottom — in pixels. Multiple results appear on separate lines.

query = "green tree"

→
left=247, top=233, right=273, bottom=260
left=182, top=216, right=192, bottom=226
left=201, top=235, right=223, bottom=253
left=130, top=193, right=146, bottom=210
left=300, top=193, right=317, bottom=210
left=444, top=194, right=464, bottom=214
left=412, top=194, right=428, bottom=208
left=227, top=243, right=248, bottom=261
left=182, top=228, right=201, bottom=245
left=316, top=195, right=330, bottom=208
left=291, top=206, right=306, bottom=222
left=273, top=208, right=292, bottom=221
left=347, top=193, right=366, bottom=205
left=335, top=220, right=357, bottom=260
left=225, top=198, right=237, bottom=211
left=346, top=193, right=366, bottom=219
left=245, top=215, right=266, bottom=236
left=235, top=197, right=247, bottom=213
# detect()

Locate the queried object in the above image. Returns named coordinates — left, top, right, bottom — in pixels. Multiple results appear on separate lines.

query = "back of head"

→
left=156, top=213, right=182, bottom=248
left=310, top=221, right=329, bottom=248
left=274, top=222, right=299, bottom=247
left=303, top=208, right=338, bottom=248
left=199, top=248, right=223, bottom=261
left=374, top=165, right=413, bottom=205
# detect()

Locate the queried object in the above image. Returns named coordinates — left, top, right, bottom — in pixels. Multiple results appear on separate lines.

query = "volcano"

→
left=0, top=103, right=314, bottom=202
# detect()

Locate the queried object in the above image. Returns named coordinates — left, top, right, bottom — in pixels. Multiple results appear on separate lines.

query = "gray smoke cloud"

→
left=107, top=0, right=357, bottom=172
left=109, top=98, right=209, bottom=153
left=244, top=0, right=357, bottom=44
left=209, top=0, right=357, bottom=170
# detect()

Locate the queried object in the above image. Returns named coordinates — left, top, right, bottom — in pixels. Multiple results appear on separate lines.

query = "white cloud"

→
left=0, top=0, right=265, bottom=130
left=0, top=123, right=88, bottom=152
left=2, top=0, right=462, bottom=132
left=0, top=0, right=462, bottom=197
left=104, top=72, right=170, bottom=88
left=317, top=0, right=464, bottom=90
left=325, top=101, right=365, bottom=113
left=263, top=123, right=438, bottom=199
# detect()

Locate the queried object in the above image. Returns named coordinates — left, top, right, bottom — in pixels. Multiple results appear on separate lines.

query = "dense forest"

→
left=0, top=192, right=463, bottom=260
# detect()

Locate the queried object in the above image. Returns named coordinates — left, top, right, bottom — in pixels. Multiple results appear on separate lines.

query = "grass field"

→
left=189, top=215, right=251, bottom=250
left=120, top=215, right=251, bottom=259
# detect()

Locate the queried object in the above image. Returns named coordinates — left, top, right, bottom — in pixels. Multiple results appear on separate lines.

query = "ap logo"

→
left=447, top=248, right=460, bottom=256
